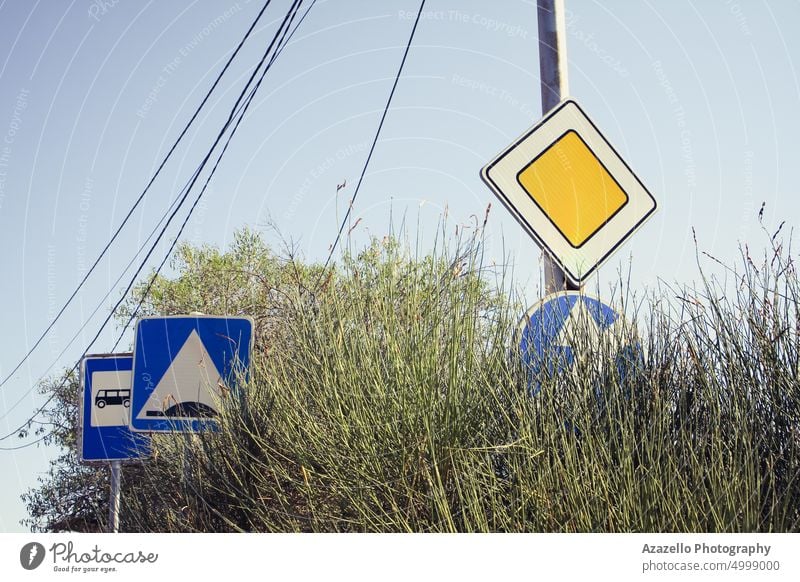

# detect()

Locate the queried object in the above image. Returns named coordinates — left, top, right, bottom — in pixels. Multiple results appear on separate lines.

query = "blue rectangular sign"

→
left=80, top=354, right=151, bottom=463
left=130, top=315, right=253, bottom=433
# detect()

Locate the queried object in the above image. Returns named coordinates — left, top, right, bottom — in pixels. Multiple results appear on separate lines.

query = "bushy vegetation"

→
left=23, top=225, right=800, bottom=532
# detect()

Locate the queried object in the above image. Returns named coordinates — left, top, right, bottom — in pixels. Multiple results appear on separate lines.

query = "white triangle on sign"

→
left=137, top=329, right=225, bottom=420
left=552, top=298, right=603, bottom=349
left=552, top=298, right=628, bottom=371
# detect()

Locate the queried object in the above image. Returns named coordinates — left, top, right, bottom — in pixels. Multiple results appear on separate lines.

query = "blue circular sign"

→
left=517, top=291, right=641, bottom=397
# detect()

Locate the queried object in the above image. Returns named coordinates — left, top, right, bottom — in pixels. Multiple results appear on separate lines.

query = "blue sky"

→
left=0, top=0, right=798, bottom=531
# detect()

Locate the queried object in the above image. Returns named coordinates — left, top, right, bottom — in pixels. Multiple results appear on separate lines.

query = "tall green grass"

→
left=121, top=227, right=799, bottom=532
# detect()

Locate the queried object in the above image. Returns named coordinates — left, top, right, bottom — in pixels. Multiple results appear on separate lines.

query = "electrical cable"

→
left=0, top=0, right=275, bottom=394
left=113, top=0, right=317, bottom=347
left=103, top=0, right=303, bottom=348
left=0, top=0, right=307, bottom=444
left=0, top=0, right=314, bottom=418
left=0, top=168, right=201, bottom=423
left=314, top=0, right=426, bottom=289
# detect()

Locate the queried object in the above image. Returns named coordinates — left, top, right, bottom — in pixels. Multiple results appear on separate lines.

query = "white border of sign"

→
left=78, top=352, right=149, bottom=464
left=481, top=99, right=657, bottom=285
left=129, top=314, right=255, bottom=434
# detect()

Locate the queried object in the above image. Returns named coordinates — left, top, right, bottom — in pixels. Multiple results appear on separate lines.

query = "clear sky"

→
left=0, top=0, right=798, bottom=532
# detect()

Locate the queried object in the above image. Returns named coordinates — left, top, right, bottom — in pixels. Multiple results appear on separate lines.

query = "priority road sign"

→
left=517, top=292, right=641, bottom=396
left=481, top=99, right=657, bottom=286
left=79, top=354, right=151, bottom=463
left=130, top=315, right=253, bottom=433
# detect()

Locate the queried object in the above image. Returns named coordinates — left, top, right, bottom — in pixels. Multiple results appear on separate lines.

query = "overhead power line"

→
left=1, top=0, right=316, bottom=421
left=0, top=0, right=275, bottom=395
left=316, top=0, right=426, bottom=288
left=0, top=168, right=200, bottom=424
left=113, top=0, right=318, bottom=348
left=1, top=0, right=311, bottom=446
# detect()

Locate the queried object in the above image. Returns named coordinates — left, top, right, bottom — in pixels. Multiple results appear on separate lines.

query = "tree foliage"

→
left=21, top=370, right=108, bottom=532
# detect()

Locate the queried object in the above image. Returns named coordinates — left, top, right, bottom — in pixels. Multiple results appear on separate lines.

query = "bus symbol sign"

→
left=95, top=389, right=131, bottom=409
left=79, top=354, right=150, bottom=463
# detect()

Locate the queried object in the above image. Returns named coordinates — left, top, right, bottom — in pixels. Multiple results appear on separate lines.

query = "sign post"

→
left=108, top=460, right=122, bottom=533
left=537, top=0, right=574, bottom=293
left=80, top=354, right=152, bottom=462
left=481, top=2, right=657, bottom=400
left=80, top=354, right=151, bottom=533
left=483, top=1, right=657, bottom=289
left=517, top=292, right=639, bottom=394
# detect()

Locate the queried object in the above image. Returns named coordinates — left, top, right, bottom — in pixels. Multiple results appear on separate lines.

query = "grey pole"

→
left=537, top=0, right=579, bottom=293
left=108, top=460, right=121, bottom=533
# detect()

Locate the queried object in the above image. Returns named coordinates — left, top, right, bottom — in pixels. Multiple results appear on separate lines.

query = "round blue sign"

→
left=517, top=291, right=641, bottom=397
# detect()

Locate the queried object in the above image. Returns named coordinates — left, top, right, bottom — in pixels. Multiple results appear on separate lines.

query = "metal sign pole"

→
left=537, top=0, right=579, bottom=293
left=108, top=460, right=122, bottom=533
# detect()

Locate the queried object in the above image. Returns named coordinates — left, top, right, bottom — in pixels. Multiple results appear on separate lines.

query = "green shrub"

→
left=115, top=226, right=799, bottom=532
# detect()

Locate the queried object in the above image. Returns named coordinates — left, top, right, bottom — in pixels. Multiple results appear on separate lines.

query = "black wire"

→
left=0, top=0, right=316, bottom=418
left=113, top=0, right=317, bottom=349
left=0, top=168, right=201, bottom=424
left=314, top=0, right=426, bottom=289
left=0, top=376, right=63, bottom=443
left=102, top=0, right=302, bottom=347
left=0, top=434, right=49, bottom=451
left=0, top=0, right=306, bottom=444
left=0, top=0, right=275, bottom=394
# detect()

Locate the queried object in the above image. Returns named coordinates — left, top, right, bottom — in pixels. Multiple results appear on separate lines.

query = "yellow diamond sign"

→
left=481, top=99, right=656, bottom=285
left=517, top=130, right=628, bottom=247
